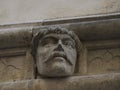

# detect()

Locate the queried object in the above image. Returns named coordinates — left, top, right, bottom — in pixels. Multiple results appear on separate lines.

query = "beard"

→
left=45, top=61, right=69, bottom=77
left=36, top=51, right=74, bottom=77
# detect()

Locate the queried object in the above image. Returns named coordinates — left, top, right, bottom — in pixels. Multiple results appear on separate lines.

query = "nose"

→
left=54, top=40, right=64, bottom=51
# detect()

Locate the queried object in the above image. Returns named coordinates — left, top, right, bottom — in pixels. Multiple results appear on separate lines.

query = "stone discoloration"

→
left=0, top=14, right=119, bottom=90
left=88, top=48, right=120, bottom=74
left=32, top=26, right=83, bottom=77
left=0, top=28, right=32, bottom=49
left=0, top=0, right=120, bottom=24
left=0, top=47, right=34, bottom=83
left=0, top=73, right=119, bottom=90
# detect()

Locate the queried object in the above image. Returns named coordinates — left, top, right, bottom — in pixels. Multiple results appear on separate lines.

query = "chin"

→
left=44, top=70, right=72, bottom=77
left=42, top=63, right=72, bottom=77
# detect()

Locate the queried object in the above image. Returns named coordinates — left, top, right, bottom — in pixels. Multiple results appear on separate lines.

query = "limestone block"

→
left=34, top=73, right=120, bottom=90
left=88, top=48, right=120, bottom=74
left=0, top=73, right=119, bottom=90
left=0, top=49, right=34, bottom=83
left=0, top=27, right=32, bottom=49
left=0, top=0, right=120, bottom=24
left=0, top=80, right=29, bottom=90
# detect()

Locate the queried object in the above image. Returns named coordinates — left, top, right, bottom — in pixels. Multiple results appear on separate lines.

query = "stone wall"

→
left=0, top=0, right=120, bottom=24
left=0, top=13, right=119, bottom=89
left=0, top=73, right=120, bottom=90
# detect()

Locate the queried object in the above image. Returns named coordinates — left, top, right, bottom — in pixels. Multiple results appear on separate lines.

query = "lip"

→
left=53, top=56, right=66, bottom=62
left=52, top=52, right=67, bottom=60
left=44, top=52, right=72, bottom=65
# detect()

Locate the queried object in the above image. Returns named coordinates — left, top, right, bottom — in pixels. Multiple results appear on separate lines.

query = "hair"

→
left=31, top=26, right=83, bottom=73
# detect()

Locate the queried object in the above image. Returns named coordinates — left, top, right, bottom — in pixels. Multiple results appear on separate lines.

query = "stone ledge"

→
left=0, top=73, right=119, bottom=90
left=42, top=13, right=120, bottom=25
left=0, top=27, right=32, bottom=49
left=0, top=13, right=120, bottom=49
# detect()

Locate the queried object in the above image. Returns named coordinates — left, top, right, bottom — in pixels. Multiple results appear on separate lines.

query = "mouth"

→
left=53, top=52, right=67, bottom=60
left=44, top=52, right=73, bottom=65
left=53, top=57, right=66, bottom=62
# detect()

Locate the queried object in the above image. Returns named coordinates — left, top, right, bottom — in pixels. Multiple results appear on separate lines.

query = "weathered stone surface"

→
left=0, top=49, right=34, bottom=82
left=0, top=80, right=29, bottom=90
left=0, top=27, right=32, bottom=49
left=35, top=73, right=120, bottom=90
left=76, top=46, right=87, bottom=75
left=0, top=14, right=119, bottom=90
left=69, top=18, right=120, bottom=41
left=88, top=48, right=120, bottom=74
left=32, top=26, right=82, bottom=77
left=0, top=0, right=120, bottom=24
left=0, top=73, right=119, bottom=90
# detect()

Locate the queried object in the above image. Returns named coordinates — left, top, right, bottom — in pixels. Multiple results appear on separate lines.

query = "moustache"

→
left=43, top=52, right=73, bottom=65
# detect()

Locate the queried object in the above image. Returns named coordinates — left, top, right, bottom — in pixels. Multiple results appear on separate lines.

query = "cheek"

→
left=37, top=47, right=54, bottom=59
left=65, top=48, right=77, bottom=63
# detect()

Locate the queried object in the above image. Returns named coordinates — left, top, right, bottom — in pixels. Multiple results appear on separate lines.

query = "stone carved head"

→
left=32, top=26, right=82, bottom=77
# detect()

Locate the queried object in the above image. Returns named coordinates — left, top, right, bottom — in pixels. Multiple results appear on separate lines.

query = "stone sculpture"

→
left=32, top=26, right=82, bottom=77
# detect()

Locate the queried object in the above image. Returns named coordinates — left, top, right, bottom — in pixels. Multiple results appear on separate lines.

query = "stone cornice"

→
left=0, top=73, right=119, bottom=90
left=0, top=13, right=119, bottom=49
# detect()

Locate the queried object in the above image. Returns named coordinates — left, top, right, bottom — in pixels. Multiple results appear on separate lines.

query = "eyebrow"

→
left=40, top=36, right=58, bottom=41
left=62, top=38, right=74, bottom=42
left=40, top=34, right=75, bottom=42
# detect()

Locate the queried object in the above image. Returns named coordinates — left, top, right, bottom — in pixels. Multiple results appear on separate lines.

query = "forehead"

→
left=42, top=33, right=73, bottom=40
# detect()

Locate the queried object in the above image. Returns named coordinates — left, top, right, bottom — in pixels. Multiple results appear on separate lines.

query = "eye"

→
left=40, top=38, right=57, bottom=47
left=63, top=41, right=70, bottom=45
left=63, top=40, right=75, bottom=48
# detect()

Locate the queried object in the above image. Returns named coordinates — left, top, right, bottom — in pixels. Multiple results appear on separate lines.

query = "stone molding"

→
left=0, top=13, right=120, bottom=49
left=0, top=73, right=119, bottom=90
left=0, top=13, right=119, bottom=89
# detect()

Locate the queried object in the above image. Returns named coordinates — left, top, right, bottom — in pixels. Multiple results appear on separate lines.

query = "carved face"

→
left=36, top=33, right=77, bottom=77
